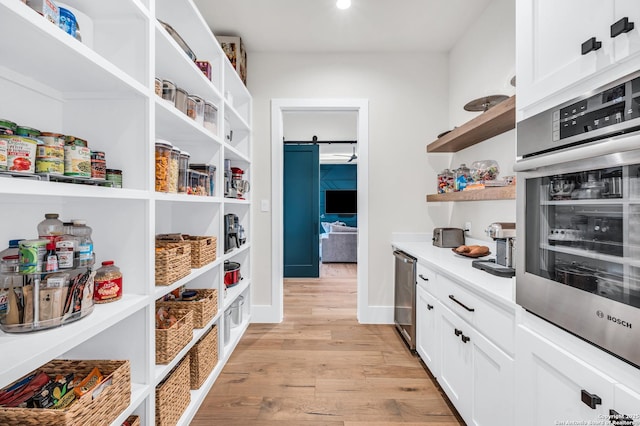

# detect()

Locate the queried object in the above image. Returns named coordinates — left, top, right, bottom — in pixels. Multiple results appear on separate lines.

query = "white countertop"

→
left=391, top=235, right=516, bottom=309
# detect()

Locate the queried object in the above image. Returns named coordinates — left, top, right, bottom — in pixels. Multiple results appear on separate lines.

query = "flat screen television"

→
left=325, top=189, right=357, bottom=214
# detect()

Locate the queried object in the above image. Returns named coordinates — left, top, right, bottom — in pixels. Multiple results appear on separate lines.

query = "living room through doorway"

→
left=283, top=110, right=358, bottom=279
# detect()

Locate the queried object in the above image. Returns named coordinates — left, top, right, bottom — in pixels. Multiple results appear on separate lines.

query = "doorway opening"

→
left=271, top=99, right=369, bottom=323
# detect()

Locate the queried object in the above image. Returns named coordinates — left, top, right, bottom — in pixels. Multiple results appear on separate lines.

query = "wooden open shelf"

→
left=427, top=95, right=516, bottom=153
left=426, top=185, right=516, bottom=202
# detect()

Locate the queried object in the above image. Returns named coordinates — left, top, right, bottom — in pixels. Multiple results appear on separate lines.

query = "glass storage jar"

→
left=437, top=169, right=454, bottom=193
left=204, top=102, right=218, bottom=134
left=168, top=146, right=180, bottom=193
left=189, top=163, right=216, bottom=196
left=454, top=163, right=471, bottom=192
left=161, top=79, right=176, bottom=105
left=188, top=94, right=205, bottom=125
left=155, top=140, right=173, bottom=192
left=175, top=88, right=188, bottom=115
left=178, top=150, right=190, bottom=194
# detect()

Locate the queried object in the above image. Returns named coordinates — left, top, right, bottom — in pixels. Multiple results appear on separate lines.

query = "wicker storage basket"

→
left=125, top=415, right=140, bottom=426
left=155, top=354, right=191, bottom=426
left=155, top=241, right=191, bottom=286
left=184, top=236, right=217, bottom=268
left=189, top=324, right=218, bottom=389
left=157, top=289, right=218, bottom=329
left=0, top=359, right=130, bottom=426
left=156, top=308, right=194, bottom=364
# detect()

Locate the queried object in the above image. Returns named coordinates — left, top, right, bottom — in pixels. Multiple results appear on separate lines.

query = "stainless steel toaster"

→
left=432, top=227, right=465, bottom=248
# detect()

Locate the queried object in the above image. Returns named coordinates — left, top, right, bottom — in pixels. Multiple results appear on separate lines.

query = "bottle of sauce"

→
left=44, top=242, right=59, bottom=272
left=72, top=220, right=93, bottom=267
left=55, top=222, right=77, bottom=269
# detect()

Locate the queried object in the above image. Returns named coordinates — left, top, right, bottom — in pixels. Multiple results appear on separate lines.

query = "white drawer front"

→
left=417, top=262, right=437, bottom=294
left=438, top=274, right=515, bottom=354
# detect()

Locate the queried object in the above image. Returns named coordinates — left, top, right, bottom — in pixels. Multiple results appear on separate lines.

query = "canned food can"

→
left=0, top=138, right=7, bottom=171
left=15, top=126, right=41, bottom=138
left=0, top=119, right=17, bottom=136
left=19, top=239, right=48, bottom=274
left=64, top=145, right=91, bottom=177
left=37, top=145, right=64, bottom=160
left=36, top=158, right=64, bottom=174
left=90, top=150, right=106, bottom=179
left=64, top=135, right=88, bottom=147
left=1, top=135, right=38, bottom=173
left=39, top=132, right=65, bottom=147
left=106, top=169, right=122, bottom=188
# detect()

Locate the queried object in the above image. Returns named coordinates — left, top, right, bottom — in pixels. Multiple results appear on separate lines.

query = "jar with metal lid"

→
left=178, top=150, right=190, bottom=193
left=168, top=146, right=180, bottom=193
left=0, top=119, right=17, bottom=135
left=162, top=79, right=176, bottom=105
left=190, top=163, right=216, bottom=196
left=437, top=169, right=454, bottom=194
left=187, top=95, right=205, bottom=125
left=454, top=163, right=471, bottom=192
left=155, top=140, right=173, bottom=192
left=90, top=150, right=106, bottom=179
left=185, top=96, right=197, bottom=121
left=106, top=169, right=123, bottom=188
left=175, top=88, right=188, bottom=115
left=93, top=260, right=122, bottom=304
left=203, top=103, right=218, bottom=134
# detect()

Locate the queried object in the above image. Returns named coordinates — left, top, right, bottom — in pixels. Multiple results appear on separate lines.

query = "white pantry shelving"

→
left=0, top=0, right=252, bottom=424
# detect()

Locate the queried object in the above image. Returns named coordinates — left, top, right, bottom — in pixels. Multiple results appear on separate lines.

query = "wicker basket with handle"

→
left=184, top=235, right=217, bottom=268
left=155, top=241, right=191, bottom=286
left=155, top=354, right=191, bottom=426
left=0, top=359, right=130, bottom=426
left=156, top=289, right=217, bottom=329
left=125, top=415, right=140, bottom=426
left=189, top=324, right=218, bottom=389
left=155, top=308, right=194, bottom=364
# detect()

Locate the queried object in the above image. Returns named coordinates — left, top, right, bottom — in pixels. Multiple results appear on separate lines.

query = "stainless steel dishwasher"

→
left=393, top=249, right=417, bottom=351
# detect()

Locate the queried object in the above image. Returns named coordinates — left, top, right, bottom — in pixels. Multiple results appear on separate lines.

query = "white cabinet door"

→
left=613, top=0, right=640, bottom=62
left=517, top=0, right=615, bottom=108
left=516, top=325, right=615, bottom=426
left=611, top=384, right=640, bottom=426
left=439, top=305, right=472, bottom=417
left=416, top=285, right=439, bottom=377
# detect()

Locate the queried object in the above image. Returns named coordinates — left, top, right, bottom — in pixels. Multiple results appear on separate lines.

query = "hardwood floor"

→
left=191, top=263, right=463, bottom=425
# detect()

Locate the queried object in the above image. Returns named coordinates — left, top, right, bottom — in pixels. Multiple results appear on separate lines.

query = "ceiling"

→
left=193, top=0, right=493, bottom=53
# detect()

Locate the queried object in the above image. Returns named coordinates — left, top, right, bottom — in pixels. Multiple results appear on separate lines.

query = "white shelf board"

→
left=154, top=190, right=222, bottom=204
left=541, top=198, right=625, bottom=206
left=155, top=98, right=224, bottom=145
left=540, top=243, right=624, bottom=264
left=56, top=0, right=150, bottom=20
left=221, top=316, right=251, bottom=359
left=154, top=258, right=223, bottom=300
left=154, top=21, right=222, bottom=103
left=224, top=144, right=251, bottom=163
left=176, top=319, right=252, bottom=426
left=110, top=382, right=150, bottom=426
left=0, top=1, right=147, bottom=97
left=0, top=294, right=149, bottom=386
left=225, top=102, right=251, bottom=133
left=0, top=177, right=148, bottom=200
left=223, top=197, right=251, bottom=206
left=154, top=312, right=221, bottom=385
left=221, top=243, right=251, bottom=261
left=223, top=279, right=251, bottom=311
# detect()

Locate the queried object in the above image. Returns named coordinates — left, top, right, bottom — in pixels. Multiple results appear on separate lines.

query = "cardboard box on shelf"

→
left=217, top=35, right=247, bottom=85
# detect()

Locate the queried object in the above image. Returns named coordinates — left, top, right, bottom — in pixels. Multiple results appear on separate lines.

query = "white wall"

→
left=444, top=0, right=517, bottom=240
left=248, top=52, right=450, bottom=313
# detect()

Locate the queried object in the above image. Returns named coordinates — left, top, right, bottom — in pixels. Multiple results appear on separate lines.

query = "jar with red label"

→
left=93, top=260, right=122, bottom=303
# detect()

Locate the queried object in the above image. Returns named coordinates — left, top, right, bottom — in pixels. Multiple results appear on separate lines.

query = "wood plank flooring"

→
left=191, top=263, right=464, bottom=426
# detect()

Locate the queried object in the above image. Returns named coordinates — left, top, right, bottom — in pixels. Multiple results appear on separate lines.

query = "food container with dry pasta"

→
left=154, top=140, right=173, bottom=192
left=178, top=150, right=190, bottom=193
left=93, top=260, right=122, bottom=304
left=168, top=146, right=180, bottom=193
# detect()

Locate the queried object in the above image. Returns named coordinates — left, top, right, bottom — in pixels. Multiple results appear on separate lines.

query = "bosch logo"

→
left=596, top=310, right=632, bottom=329
left=596, top=310, right=604, bottom=318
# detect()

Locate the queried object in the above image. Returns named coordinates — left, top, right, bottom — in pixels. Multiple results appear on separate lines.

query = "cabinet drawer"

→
left=438, top=275, right=515, bottom=354
left=416, top=262, right=437, bottom=294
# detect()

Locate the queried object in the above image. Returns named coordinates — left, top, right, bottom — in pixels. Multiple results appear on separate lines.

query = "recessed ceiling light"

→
left=336, top=0, right=351, bottom=10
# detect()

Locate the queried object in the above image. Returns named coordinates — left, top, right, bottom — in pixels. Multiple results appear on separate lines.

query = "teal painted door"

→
left=284, top=145, right=320, bottom=277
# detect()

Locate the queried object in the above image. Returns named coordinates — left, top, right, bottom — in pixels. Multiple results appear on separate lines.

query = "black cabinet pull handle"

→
left=580, top=389, right=602, bottom=409
left=461, top=334, right=470, bottom=343
left=418, top=274, right=429, bottom=281
left=582, top=37, right=602, bottom=55
left=611, top=17, right=634, bottom=38
left=454, top=328, right=463, bottom=336
left=427, top=304, right=434, bottom=310
left=609, top=409, right=633, bottom=426
left=449, top=294, right=475, bottom=312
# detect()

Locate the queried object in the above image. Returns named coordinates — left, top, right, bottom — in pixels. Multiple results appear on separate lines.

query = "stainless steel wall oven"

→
left=516, top=70, right=640, bottom=368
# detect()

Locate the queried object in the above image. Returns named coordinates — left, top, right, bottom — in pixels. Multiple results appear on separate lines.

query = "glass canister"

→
left=454, top=163, right=471, bottom=192
left=178, top=150, right=190, bottom=194
left=187, top=94, right=205, bottom=125
left=189, top=163, right=216, bottom=196
left=154, top=140, right=173, bottom=192
left=93, top=260, right=122, bottom=304
left=154, top=78, right=162, bottom=97
left=203, top=102, right=218, bottom=134
left=175, top=88, right=188, bottom=115
left=168, top=146, right=180, bottom=193
left=162, top=79, right=176, bottom=105
left=437, top=169, right=454, bottom=194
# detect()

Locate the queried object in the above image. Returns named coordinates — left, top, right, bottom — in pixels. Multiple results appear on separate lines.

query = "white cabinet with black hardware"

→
left=517, top=0, right=640, bottom=112
left=515, top=324, right=640, bottom=425
left=416, top=267, right=439, bottom=376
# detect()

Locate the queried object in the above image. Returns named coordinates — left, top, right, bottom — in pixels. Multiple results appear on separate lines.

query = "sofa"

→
left=320, top=222, right=357, bottom=263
